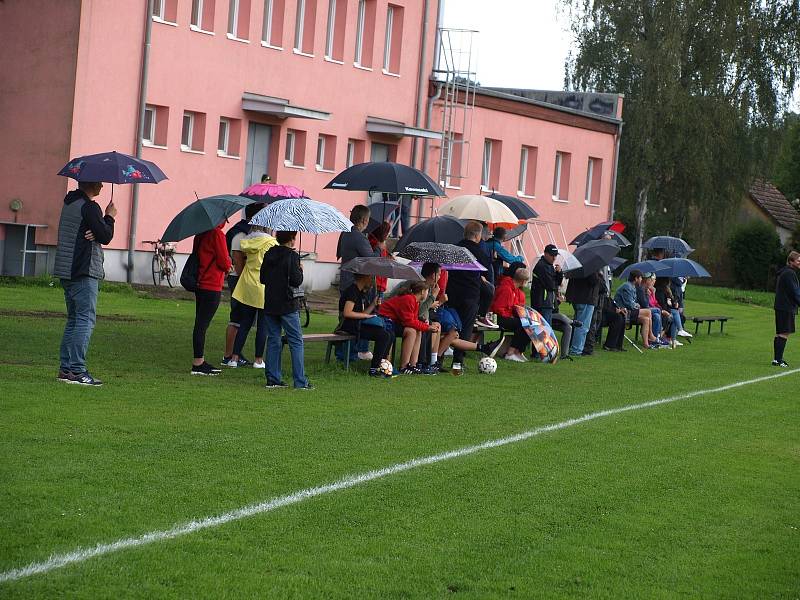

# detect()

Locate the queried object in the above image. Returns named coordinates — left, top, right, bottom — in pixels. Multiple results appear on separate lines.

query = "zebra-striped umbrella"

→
left=249, top=198, right=352, bottom=233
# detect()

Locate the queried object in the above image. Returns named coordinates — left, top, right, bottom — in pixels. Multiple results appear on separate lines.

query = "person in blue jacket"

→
left=485, top=227, right=524, bottom=279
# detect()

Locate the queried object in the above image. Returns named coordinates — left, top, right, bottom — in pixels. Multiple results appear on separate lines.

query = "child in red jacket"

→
left=379, top=281, right=440, bottom=374
left=489, top=265, right=532, bottom=362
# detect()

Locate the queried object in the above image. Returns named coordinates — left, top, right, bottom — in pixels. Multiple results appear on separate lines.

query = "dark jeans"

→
left=497, top=315, right=529, bottom=352
left=603, top=310, right=626, bottom=349
left=265, top=311, right=308, bottom=387
left=59, top=276, right=99, bottom=374
left=584, top=299, right=605, bottom=353
left=549, top=313, right=573, bottom=359
left=535, top=306, right=553, bottom=326
left=358, top=324, right=393, bottom=368
left=449, top=297, right=479, bottom=362
left=479, top=280, right=495, bottom=316
left=232, top=304, right=268, bottom=358
left=193, top=289, right=221, bottom=359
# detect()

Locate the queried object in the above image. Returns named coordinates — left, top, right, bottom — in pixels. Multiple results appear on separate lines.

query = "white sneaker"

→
left=504, top=352, right=527, bottom=362
left=673, top=340, right=683, bottom=347
left=225, top=359, right=239, bottom=368
left=677, top=329, right=693, bottom=338
left=357, top=351, right=373, bottom=361
left=252, top=361, right=266, bottom=369
left=444, top=348, right=454, bottom=357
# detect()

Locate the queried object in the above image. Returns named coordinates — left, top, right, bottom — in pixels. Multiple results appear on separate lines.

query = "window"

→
left=325, top=0, right=347, bottom=61
left=315, top=134, right=336, bottom=170
left=481, top=139, right=502, bottom=190
left=552, top=151, right=572, bottom=201
left=382, top=4, right=403, bottom=74
left=354, top=0, right=376, bottom=68
left=217, top=118, right=241, bottom=157
left=585, top=157, right=603, bottom=205
left=152, top=0, right=178, bottom=23
left=481, top=139, right=492, bottom=189
left=518, top=145, right=538, bottom=197
left=284, top=129, right=306, bottom=166
left=262, top=0, right=285, bottom=47
left=228, top=0, right=251, bottom=40
left=294, top=0, right=316, bottom=55
left=181, top=111, right=206, bottom=152
left=442, top=133, right=463, bottom=188
left=191, top=0, right=216, bottom=31
left=346, top=139, right=365, bottom=167
left=143, top=104, right=169, bottom=147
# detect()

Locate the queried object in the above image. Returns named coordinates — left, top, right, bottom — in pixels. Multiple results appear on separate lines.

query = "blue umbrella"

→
left=618, top=260, right=671, bottom=280
left=161, top=195, right=256, bottom=242
left=58, top=151, right=167, bottom=184
left=367, top=200, right=400, bottom=232
left=642, top=236, right=694, bottom=257
left=654, top=258, right=711, bottom=278
left=249, top=198, right=352, bottom=233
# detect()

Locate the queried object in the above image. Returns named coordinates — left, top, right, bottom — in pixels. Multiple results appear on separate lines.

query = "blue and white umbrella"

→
left=249, top=198, right=352, bottom=233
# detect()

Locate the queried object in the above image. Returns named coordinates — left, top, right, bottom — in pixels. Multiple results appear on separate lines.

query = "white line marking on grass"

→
left=2, top=368, right=799, bottom=583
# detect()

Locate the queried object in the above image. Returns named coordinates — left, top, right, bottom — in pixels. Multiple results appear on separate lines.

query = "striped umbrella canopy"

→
left=249, top=198, right=352, bottom=233
left=240, top=182, right=305, bottom=204
left=438, top=195, right=520, bottom=228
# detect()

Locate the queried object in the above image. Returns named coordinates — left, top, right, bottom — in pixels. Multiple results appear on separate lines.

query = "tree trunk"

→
left=635, top=184, right=649, bottom=261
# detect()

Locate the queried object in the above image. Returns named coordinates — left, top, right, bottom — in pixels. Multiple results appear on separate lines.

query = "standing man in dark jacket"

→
left=54, top=182, right=115, bottom=386
left=446, top=220, right=492, bottom=366
left=566, top=271, right=601, bottom=356
left=773, top=250, right=800, bottom=367
left=530, top=244, right=563, bottom=325
left=261, top=231, right=312, bottom=389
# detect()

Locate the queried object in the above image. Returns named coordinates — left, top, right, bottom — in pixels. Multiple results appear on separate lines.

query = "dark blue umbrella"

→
left=325, top=162, right=445, bottom=196
left=58, top=151, right=167, bottom=184
left=367, top=200, right=400, bottom=233
left=162, top=195, right=256, bottom=242
left=393, top=216, right=465, bottom=253
left=487, top=192, right=539, bottom=220
left=608, top=257, right=627, bottom=272
left=571, top=222, right=631, bottom=247
left=564, top=239, right=620, bottom=278
left=642, top=236, right=694, bottom=257
left=654, top=258, right=710, bottom=278
left=618, top=260, right=671, bottom=280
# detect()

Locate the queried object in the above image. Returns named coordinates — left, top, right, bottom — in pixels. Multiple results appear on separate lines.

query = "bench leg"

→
left=695, top=322, right=700, bottom=335
left=344, top=341, right=350, bottom=371
left=634, top=324, right=641, bottom=341
left=719, top=321, right=725, bottom=334
left=325, top=342, right=332, bottom=364
left=707, top=321, right=712, bottom=335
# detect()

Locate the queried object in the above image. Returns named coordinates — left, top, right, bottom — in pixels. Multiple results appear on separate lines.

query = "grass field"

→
left=1, top=279, right=798, bottom=598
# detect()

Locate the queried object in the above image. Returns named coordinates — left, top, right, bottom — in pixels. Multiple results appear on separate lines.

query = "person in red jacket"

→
left=490, top=264, right=531, bottom=362
left=379, top=281, right=441, bottom=374
left=368, top=221, right=392, bottom=297
left=191, top=222, right=232, bottom=375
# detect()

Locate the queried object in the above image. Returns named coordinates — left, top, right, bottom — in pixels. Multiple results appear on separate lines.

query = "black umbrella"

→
left=366, top=200, right=400, bottom=233
left=564, top=239, right=621, bottom=278
left=570, top=221, right=630, bottom=247
left=325, top=162, right=445, bottom=196
left=487, top=192, right=539, bottom=220
left=341, top=257, right=423, bottom=280
left=398, top=242, right=478, bottom=264
left=162, top=195, right=256, bottom=242
left=393, top=216, right=466, bottom=253
left=642, top=236, right=694, bottom=257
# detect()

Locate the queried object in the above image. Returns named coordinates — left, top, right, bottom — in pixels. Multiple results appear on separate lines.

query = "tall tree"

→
left=564, top=0, right=800, bottom=259
left=774, top=113, right=800, bottom=203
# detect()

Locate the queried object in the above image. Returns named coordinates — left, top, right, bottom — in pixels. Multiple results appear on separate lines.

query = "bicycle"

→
left=143, top=240, right=177, bottom=287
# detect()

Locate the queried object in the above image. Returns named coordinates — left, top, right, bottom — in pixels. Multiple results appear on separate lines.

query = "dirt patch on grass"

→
left=0, top=310, right=143, bottom=322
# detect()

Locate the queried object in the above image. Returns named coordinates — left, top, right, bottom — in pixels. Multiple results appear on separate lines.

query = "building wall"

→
left=0, top=0, right=83, bottom=244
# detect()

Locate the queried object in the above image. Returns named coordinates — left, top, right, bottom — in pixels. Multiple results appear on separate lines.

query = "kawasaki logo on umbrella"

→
left=404, top=187, right=429, bottom=193
left=331, top=183, right=349, bottom=188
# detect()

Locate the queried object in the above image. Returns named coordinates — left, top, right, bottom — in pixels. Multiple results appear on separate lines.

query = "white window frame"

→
left=383, top=5, right=394, bottom=72
left=143, top=106, right=156, bottom=145
left=316, top=135, right=326, bottom=169
left=285, top=130, right=296, bottom=165
left=553, top=152, right=563, bottom=199
left=181, top=112, right=195, bottom=150
left=218, top=118, right=230, bottom=155
left=228, top=0, right=240, bottom=36
left=346, top=140, right=356, bottom=167
left=294, top=0, right=306, bottom=51
left=325, top=0, right=336, bottom=58
left=585, top=158, right=595, bottom=204
left=518, top=147, right=529, bottom=195
left=481, top=139, right=492, bottom=190
left=354, top=0, right=366, bottom=66
left=191, top=0, right=203, bottom=27
left=152, top=0, right=166, bottom=19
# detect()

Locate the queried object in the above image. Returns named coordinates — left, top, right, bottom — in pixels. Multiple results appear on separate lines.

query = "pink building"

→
left=0, top=0, right=622, bottom=286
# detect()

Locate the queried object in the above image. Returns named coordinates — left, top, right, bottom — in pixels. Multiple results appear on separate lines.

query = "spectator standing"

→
left=531, top=244, right=563, bottom=325
left=260, top=231, right=312, bottom=389
left=773, top=250, right=800, bottom=367
left=190, top=223, right=232, bottom=375
left=54, top=181, right=116, bottom=386
left=566, top=271, right=602, bottom=356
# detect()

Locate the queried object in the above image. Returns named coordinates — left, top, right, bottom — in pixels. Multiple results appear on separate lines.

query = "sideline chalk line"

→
left=2, top=367, right=799, bottom=584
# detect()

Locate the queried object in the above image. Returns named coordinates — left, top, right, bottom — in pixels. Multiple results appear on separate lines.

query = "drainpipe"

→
left=410, top=0, right=430, bottom=170
left=609, top=120, right=623, bottom=220
left=127, top=0, right=154, bottom=283
left=421, top=0, right=445, bottom=175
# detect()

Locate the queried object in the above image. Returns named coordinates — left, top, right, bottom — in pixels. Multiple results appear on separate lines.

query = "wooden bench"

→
left=692, top=316, right=731, bottom=335
left=282, top=332, right=357, bottom=370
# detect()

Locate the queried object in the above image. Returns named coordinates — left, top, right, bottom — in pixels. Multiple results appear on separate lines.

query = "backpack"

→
left=180, top=237, right=202, bottom=292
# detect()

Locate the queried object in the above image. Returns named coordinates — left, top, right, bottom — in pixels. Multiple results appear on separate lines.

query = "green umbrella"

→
left=161, top=195, right=256, bottom=242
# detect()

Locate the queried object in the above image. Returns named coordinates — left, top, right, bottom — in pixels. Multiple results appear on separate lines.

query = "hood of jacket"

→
left=64, top=189, right=89, bottom=205
left=263, top=244, right=293, bottom=268
left=496, top=275, right=516, bottom=293
left=239, top=233, right=277, bottom=255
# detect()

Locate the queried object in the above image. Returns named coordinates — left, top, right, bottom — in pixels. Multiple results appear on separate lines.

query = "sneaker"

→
left=221, top=355, right=250, bottom=366
left=504, top=352, right=527, bottom=362
left=57, top=370, right=78, bottom=383
left=602, top=345, right=620, bottom=352
left=443, top=348, right=454, bottom=357
left=357, top=351, right=373, bottom=361
left=369, top=368, right=393, bottom=379
left=657, top=338, right=671, bottom=347
left=475, top=316, right=500, bottom=329
left=772, top=360, right=789, bottom=368
left=191, top=362, right=221, bottom=376
left=673, top=340, right=684, bottom=347
left=295, top=383, right=314, bottom=390
left=400, top=365, right=421, bottom=375
left=581, top=350, right=594, bottom=356
left=480, top=335, right=506, bottom=358
left=418, top=365, right=438, bottom=375
left=265, top=380, right=289, bottom=389
left=677, top=329, right=693, bottom=338
left=72, top=372, right=103, bottom=386
left=645, top=344, right=660, bottom=351
left=252, top=361, right=266, bottom=369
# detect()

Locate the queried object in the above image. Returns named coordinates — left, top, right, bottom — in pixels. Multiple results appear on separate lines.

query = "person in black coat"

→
left=565, top=271, right=602, bottom=355
left=260, top=231, right=312, bottom=389
left=773, top=250, right=800, bottom=367
left=530, top=244, right=563, bottom=325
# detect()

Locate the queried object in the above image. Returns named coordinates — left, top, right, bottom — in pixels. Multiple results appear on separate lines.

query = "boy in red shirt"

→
left=379, top=281, right=440, bottom=374
left=490, top=264, right=531, bottom=362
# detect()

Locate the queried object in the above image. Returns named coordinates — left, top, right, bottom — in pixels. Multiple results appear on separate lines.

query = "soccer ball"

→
left=378, top=359, right=394, bottom=377
left=477, top=357, right=497, bottom=375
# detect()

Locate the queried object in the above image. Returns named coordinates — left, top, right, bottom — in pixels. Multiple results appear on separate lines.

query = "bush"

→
left=727, top=221, right=784, bottom=290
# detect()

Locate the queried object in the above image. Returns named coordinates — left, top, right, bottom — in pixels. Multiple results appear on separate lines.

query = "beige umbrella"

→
left=438, top=194, right=521, bottom=228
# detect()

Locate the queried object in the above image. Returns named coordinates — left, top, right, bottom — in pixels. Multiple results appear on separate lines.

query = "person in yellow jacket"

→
left=225, top=225, right=277, bottom=368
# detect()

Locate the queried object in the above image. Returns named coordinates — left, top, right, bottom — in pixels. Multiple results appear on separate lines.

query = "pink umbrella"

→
left=240, top=183, right=305, bottom=204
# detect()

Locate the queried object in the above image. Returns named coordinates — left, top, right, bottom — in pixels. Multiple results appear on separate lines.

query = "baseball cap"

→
left=544, top=244, right=559, bottom=256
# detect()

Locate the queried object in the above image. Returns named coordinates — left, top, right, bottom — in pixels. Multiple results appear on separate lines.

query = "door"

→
left=369, top=143, right=392, bottom=204
left=244, top=123, right=272, bottom=187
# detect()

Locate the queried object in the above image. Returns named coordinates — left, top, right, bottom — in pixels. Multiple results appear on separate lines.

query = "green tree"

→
left=774, top=114, right=800, bottom=203
left=727, top=221, right=784, bottom=290
left=563, top=0, right=800, bottom=259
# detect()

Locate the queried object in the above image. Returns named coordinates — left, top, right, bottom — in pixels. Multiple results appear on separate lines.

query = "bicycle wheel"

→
left=165, top=255, right=177, bottom=288
left=151, top=255, right=162, bottom=286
